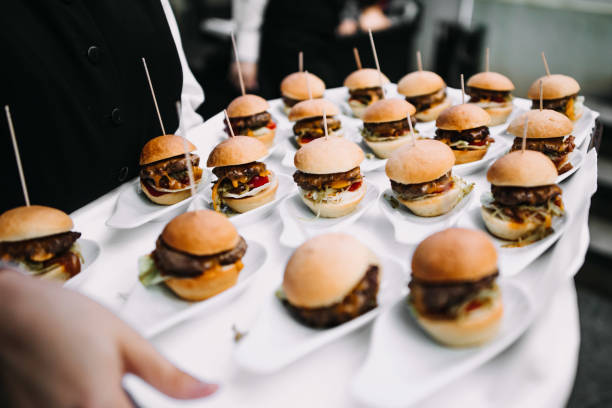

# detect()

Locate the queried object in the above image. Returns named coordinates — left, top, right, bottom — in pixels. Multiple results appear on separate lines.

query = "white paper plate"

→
left=106, top=180, right=205, bottom=229
left=573, top=107, right=598, bottom=148
left=64, top=238, right=101, bottom=288
left=120, top=240, right=267, bottom=338
left=202, top=174, right=295, bottom=227
left=459, top=204, right=568, bottom=276
left=379, top=186, right=475, bottom=245
left=279, top=181, right=380, bottom=248
left=234, top=255, right=407, bottom=373
left=452, top=136, right=512, bottom=176
left=350, top=280, right=534, bottom=408
left=557, top=149, right=585, bottom=183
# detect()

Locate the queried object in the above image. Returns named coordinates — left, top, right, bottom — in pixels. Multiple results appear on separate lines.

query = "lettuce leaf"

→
left=138, top=254, right=169, bottom=287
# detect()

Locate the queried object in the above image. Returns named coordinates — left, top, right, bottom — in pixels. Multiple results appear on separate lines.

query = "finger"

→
left=111, top=389, right=136, bottom=408
left=119, top=329, right=218, bottom=399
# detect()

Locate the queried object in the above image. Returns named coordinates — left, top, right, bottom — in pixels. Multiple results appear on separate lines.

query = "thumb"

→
left=119, top=327, right=218, bottom=399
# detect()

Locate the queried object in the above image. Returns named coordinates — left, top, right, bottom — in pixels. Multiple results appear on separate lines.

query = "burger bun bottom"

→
left=223, top=173, right=279, bottom=213
left=300, top=182, right=366, bottom=218
left=396, top=180, right=461, bottom=217
left=484, top=104, right=513, bottom=126
left=415, top=97, right=451, bottom=122
left=364, top=136, right=414, bottom=159
left=251, top=128, right=275, bottom=148
left=141, top=180, right=200, bottom=205
left=481, top=207, right=545, bottom=241
left=164, top=260, right=244, bottom=301
left=453, top=148, right=488, bottom=165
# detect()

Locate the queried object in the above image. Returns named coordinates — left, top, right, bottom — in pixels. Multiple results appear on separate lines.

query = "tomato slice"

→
left=348, top=181, right=362, bottom=192
left=471, top=139, right=488, bottom=146
left=300, top=136, right=314, bottom=144
left=249, top=176, right=269, bottom=188
left=266, top=121, right=276, bottom=130
left=466, top=299, right=483, bottom=312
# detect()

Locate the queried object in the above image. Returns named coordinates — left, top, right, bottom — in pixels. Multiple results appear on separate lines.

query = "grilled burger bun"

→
left=139, top=134, right=202, bottom=205
left=294, top=136, right=365, bottom=218
left=410, top=228, right=502, bottom=347
left=397, top=70, right=450, bottom=122
left=226, top=94, right=275, bottom=148
left=282, top=233, right=380, bottom=327
left=482, top=151, right=561, bottom=241
left=159, top=210, right=245, bottom=301
left=0, top=206, right=82, bottom=281
left=362, top=98, right=417, bottom=158
left=386, top=139, right=461, bottom=216
left=280, top=72, right=326, bottom=114
left=467, top=72, right=515, bottom=126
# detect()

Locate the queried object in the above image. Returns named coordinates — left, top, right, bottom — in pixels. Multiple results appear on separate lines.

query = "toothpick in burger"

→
left=280, top=72, right=325, bottom=114
left=466, top=71, right=515, bottom=126
left=207, top=136, right=278, bottom=214
left=138, top=210, right=246, bottom=301
left=481, top=150, right=564, bottom=246
left=343, top=68, right=390, bottom=118
left=409, top=228, right=502, bottom=347
left=288, top=99, right=342, bottom=146
left=361, top=98, right=417, bottom=159
left=397, top=70, right=451, bottom=122
left=385, top=139, right=473, bottom=217
left=507, top=109, right=575, bottom=174
left=527, top=74, right=583, bottom=121
left=0, top=205, right=83, bottom=281
left=278, top=233, right=379, bottom=328
left=434, top=104, right=493, bottom=165
left=139, top=134, right=203, bottom=205
left=225, top=94, right=277, bottom=148
left=293, top=136, right=366, bottom=218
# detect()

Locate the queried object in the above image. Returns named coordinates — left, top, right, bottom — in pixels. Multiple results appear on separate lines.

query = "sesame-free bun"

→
left=483, top=104, right=514, bottom=126
left=527, top=74, right=580, bottom=100
left=288, top=99, right=340, bottom=121
left=206, top=136, right=268, bottom=167
left=412, top=228, right=498, bottom=282
left=0, top=205, right=74, bottom=242
left=481, top=207, right=546, bottom=241
left=140, top=134, right=196, bottom=165
left=294, top=136, right=364, bottom=174
left=227, top=94, right=269, bottom=118
left=165, top=261, right=243, bottom=301
left=282, top=233, right=379, bottom=308
left=140, top=180, right=200, bottom=206
left=281, top=72, right=326, bottom=100
left=397, top=71, right=446, bottom=97
left=396, top=181, right=462, bottom=217
left=386, top=139, right=455, bottom=184
left=362, top=99, right=416, bottom=123
left=415, top=290, right=503, bottom=347
left=507, top=109, right=573, bottom=139
left=487, top=150, right=558, bottom=187
left=344, top=68, right=390, bottom=90
left=415, top=97, right=451, bottom=122
left=453, top=148, right=488, bottom=165
left=300, top=181, right=366, bottom=218
left=467, top=72, right=515, bottom=91
left=436, top=104, right=491, bottom=131
left=161, top=210, right=239, bottom=256
left=223, top=172, right=278, bottom=213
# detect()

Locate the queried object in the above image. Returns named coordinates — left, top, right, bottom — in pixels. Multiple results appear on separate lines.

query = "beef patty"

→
left=406, top=89, right=446, bottom=112
left=491, top=184, right=562, bottom=207
left=0, top=231, right=81, bottom=263
left=226, top=111, right=271, bottom=135
left=349, top=87, right=384, bottom=105
left=293, top=167, right=362, bottom=191
left=391, top=172, right=453, bottom=200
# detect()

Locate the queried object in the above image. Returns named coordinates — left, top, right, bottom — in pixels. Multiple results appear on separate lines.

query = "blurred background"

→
left=169, top=0, right=612, bottom=405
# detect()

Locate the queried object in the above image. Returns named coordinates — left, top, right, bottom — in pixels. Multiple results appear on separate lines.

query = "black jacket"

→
left=0, top=0, right=184, bottom=213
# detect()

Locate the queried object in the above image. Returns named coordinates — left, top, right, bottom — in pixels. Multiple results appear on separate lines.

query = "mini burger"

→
left=435, top=104, right=493, bottom=165
left=279, top=233, right=379, bottom=328
left=225, top=94, right=276, bottom=148
left=361, top=98, right=418, bottom=159
left=343, top=68, right=390, bottom=118
left=139, top=134, right=203, bottom=205
left=288, top=99, right=341, bottom=146
left=293, top=136, right=365, bottom=218
left=527, top=74, right=583, bottom=121
left=397, top=70, right=451, bottom=122
left=508, top=109, right=575, bottom=174
left=0, top=205, right=82, bottom=281
left=207, top=136, right=277, bottom=214
left=409, top=228, right=502, bottom=347
left=385, top=139, right=472, bottom=217
left=467, top=71, right=515, bottom=126
left=138, top=210, right=246, bottom=301
left=481, top=150, right=564, bottom=245
left=280, top=72, right=326, bottom=114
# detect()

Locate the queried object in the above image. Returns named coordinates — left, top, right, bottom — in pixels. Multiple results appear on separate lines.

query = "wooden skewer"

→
left=230, top=31, right=246, bottom=95
left=353, top=48, right=362, bottom=70
left=142, top=57, right=166, bottom=135
left=539, top=80, right=544, bottom=111
left=298, top=51, right=303, bottom=73
left=541, top=52, right=551, bottom=76
left=485, top=47, right=490, bottom=72
left=416, top=50, right=423, bottom=72
left=368, top=28, right=385, bottom=98
left=323, top=108, right=329, bottom=138
left=304, top=70, right=313, bottom=100
left=522, top=116, right=528, bottom=153
left=407, top=113, right=416, bottom=147
left=5, top=105, right=30, bottom=206
left=224, top=109, right=235, bottom=137
left=460, top=74, right=465, bottom=104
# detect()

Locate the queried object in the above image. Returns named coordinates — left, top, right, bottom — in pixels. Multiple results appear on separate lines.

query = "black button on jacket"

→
left=0, top=0, right=184, bottom=213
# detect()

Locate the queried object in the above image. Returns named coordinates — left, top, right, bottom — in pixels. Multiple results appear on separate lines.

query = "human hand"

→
left=0, top=270, right=217, bottom=407
left=359, top=5, right=391, bottom=32
left=229, top=61, right=258, bottom=91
